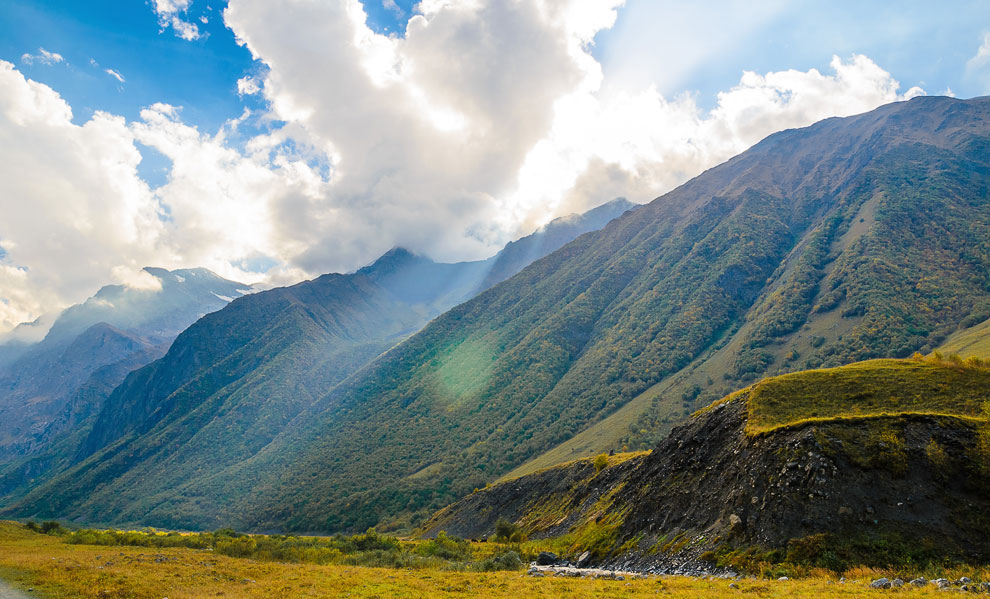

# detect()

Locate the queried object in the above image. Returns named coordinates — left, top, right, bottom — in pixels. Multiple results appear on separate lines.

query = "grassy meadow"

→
left=1, top=522, right=988, bottom=598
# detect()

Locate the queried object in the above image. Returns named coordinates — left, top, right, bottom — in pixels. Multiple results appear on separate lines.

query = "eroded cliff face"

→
left=424, top=397, right=990, bottom=569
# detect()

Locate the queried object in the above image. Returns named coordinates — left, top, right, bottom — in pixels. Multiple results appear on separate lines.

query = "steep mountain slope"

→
left=217, top=95, right=990, bottom=532
left=13, top=96, right=990, bottom=533
left=0, top=268, right=249, bottom=458
left=423, top=358, right=990, bottom=569
left=0, top=200, right=633, bottom=522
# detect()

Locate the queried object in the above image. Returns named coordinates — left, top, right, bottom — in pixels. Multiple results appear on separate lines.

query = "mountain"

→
left=0, top=268, right=250, bottom=460
left=0, top=199, right=635, bottom=521
left=422, top=357, right=990, bottom=570
left=10, top=96, right=990, bottom=533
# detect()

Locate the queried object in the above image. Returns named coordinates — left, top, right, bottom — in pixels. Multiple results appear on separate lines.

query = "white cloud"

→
left=20, top=48, right=64, bottom=66
left=105, top=68, right=126, bottom=83
left=0, top=62, right=162, bottom=331
left=222, top=0, right=627, bottom=270
left=0, top=1, right=929, bottom=334
left=0, top=62, right=315, bottom=332
left=382, top=0, right=403, bottom=18
left=152, top=0, right=202, bottom=41
left=967, top=32, right=990, bottom=71
left=510, top=55, right=924, bottom=224
left=236, top=76, right=260, bottom=95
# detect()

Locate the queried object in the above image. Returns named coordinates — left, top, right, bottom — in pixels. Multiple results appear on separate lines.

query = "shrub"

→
left=492, top=519, right=527, bottom=543
left=593, top=453, right=609, bottom=474
left=40, top=521, right=64, bottom=535
left=475, top=549, right=523, bottom=571
left=415, top=532, right=472, bottom=561
left=215, top=536, right=257, bottom=558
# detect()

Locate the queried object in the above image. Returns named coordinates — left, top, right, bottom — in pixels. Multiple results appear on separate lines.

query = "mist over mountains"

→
left=0, top=198, right=636, bottom=517
left=0, top=268, right=250, bottom=461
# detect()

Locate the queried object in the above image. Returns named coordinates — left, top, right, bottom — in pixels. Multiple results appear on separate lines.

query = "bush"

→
left=40, top=521, right=64, bottom=535
left=492, top=519, right=527, bottom=543
left=475, top=549, right=523, bottom=571
left=216, top=536, right=257, bottom=558
left=593, top=453, right=609, bottom=474
left=415, top=532, right=472, bottom=561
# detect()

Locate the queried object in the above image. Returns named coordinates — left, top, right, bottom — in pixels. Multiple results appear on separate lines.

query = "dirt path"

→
left=0, top=580, right=33, bottom=599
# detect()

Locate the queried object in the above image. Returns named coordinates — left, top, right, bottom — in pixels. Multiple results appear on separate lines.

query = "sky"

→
left=1, top=0, right=989, bottom=338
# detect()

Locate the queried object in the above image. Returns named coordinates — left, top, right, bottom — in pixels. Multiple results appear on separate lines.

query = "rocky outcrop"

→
left=423, top=395, right=990, bottom=569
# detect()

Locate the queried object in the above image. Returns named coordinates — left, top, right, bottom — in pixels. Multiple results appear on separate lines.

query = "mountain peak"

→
left=358, top=247, right=435, bottom=277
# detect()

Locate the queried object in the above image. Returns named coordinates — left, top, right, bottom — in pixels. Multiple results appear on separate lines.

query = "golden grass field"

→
left=0, top=522, right=986, bottom=598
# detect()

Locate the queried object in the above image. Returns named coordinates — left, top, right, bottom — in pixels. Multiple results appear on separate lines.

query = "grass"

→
left=733, top=357, right=990, bottom=435
left=499, top=450, right=648, bottom=484
left=3, top=522, right=988, bottom=598
left=939, top=317, right=990, bottom=357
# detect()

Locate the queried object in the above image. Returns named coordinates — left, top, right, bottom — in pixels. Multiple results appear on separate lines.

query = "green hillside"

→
left=939, top=317, right=990, bottom=357
left=223, top=96, right=990, bottom=532
left=0, top=201, right=631, bottom=527
left=718, top=356, right=990, bottom=434
left=10, top=96, right=990, bottom=534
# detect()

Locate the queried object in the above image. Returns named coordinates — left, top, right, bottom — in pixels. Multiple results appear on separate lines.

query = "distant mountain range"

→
left=0, top=268, right=250, bottom=461
left=0, top=198, right=636, bottom=516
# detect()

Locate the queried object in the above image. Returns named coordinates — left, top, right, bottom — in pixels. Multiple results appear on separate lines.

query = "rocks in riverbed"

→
left=869, top=578, right=891, bottom=589
left=536, top=551, right=560, bottom=566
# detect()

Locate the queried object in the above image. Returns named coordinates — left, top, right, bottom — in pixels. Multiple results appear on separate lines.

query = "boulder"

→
left=728, top=514, right=744, bottom=534
left=536, top=552, right=559, bottom=566
left=870, top=578, right=891, bottom=589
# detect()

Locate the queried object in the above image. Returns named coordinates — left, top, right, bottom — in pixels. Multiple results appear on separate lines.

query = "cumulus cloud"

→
left=236, top=76, right=260, bottom=95
left=519, top=54, right=926, bottom=222
left=222, top=0, right=626, bottom=269
left=0, top=1, right=928, bottom=334
left=152, top=0, right=202, bottom=41
left=0, top=62, right=318, bottom=332
left=0, top=62, right=161, bottom=331
left=20, top=48, right=64, bottom=66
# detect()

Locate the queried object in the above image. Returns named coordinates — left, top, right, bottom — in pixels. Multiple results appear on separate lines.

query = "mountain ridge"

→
left=0, top=267, right=249, bottom=460
left=9, top=96, right=990, bottom=535
left=0, top=198, right=636, bottom=523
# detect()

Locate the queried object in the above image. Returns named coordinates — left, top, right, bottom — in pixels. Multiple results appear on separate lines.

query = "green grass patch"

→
left=741, top=357, right=990, bottom=435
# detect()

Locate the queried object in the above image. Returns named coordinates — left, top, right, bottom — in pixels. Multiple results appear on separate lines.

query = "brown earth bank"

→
left=422, top=386, right=990, bottom=574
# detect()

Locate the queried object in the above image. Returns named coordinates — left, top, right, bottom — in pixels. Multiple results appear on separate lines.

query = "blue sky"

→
left=1, top=0, right=989, bottom=332
left=4, top=1, right=987, bottom=136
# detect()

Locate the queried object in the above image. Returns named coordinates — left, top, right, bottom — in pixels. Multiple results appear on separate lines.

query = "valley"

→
left=5, top=94, right=990, bottom=594
left=0, top=521, right=986, bottom=598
